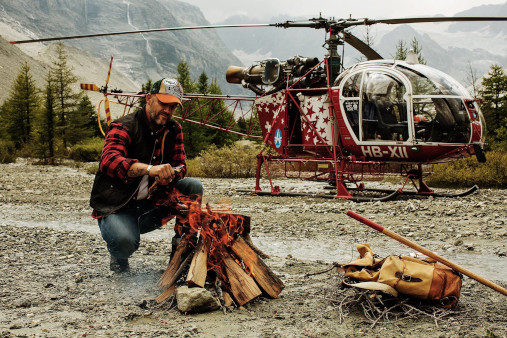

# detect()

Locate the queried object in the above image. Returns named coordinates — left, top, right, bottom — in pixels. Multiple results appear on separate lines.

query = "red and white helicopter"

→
left=11, top=15, right=506, bottom=201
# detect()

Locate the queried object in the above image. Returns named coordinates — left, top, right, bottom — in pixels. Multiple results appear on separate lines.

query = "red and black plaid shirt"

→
left=99, top=122, right=186, bottom=180
left=92, top=116, right=186, bottom=218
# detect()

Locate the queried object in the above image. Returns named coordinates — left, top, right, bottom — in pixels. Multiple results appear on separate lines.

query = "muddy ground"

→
left=0, top=159, right=506, bottom=337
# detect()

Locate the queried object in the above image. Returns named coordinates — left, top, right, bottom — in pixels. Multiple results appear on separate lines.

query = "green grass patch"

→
left=187, top=141, right=262, bottom=178
left=426, top=150, right=507, bottom=189
left=69, top=137, right=104, bottom=162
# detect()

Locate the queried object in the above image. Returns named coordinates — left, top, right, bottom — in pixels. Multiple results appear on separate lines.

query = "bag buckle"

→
left=401, top=273, right=413, bottom=282
left=395, top=271, right=423, bottom=282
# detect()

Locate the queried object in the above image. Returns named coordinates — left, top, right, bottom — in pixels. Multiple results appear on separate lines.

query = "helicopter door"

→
left=340, top=72, right=362, bottom=139
left=360, top=71, right=410, bottom=142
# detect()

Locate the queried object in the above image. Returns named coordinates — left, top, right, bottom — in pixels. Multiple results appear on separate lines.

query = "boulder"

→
left=176, top=286, right=220, bottom=313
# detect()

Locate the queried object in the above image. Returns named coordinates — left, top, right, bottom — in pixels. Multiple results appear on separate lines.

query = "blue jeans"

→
left=98, top=177, right=203, bottom=259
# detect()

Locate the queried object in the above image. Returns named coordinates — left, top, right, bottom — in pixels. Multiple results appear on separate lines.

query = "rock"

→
left=176, top=286, right=220, bottom=313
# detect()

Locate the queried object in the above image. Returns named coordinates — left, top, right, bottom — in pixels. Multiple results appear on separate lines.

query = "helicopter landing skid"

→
left=236, top=188, right=401, bottom=202
left=237, top=183, right=478, bottom=202
left=347, top=184, right=479, bottom=198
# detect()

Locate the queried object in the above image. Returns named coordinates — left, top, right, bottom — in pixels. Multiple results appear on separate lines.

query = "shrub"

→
left=426, top=150, right=507, bottom=189
left=0, top=140, right=16, bottom=163
left=187, top=141, right=263, bottom=178
left=68, top=137, right=104, bottom=162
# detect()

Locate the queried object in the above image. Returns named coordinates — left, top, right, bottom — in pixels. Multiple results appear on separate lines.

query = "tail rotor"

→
left=80, top=56, right=114, bottom=136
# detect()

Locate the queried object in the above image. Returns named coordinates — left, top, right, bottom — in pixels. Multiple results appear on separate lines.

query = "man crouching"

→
left=90, top=78, right=202, bottom=272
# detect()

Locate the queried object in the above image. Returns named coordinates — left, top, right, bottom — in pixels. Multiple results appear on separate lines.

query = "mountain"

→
left=0, top=0, right=243, bottom=94
left=374, top=25, right=507, bottom=83
left=215, top=15, right=325, bottom=65
left=448, top=2, right=507, bottom=33
left=0, top=34, right=136, bottom=105
left=215, top=4, right=507, bottom=86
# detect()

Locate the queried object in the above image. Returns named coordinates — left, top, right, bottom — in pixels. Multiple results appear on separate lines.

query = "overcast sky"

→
left=182, top=0, right=506, bottom=23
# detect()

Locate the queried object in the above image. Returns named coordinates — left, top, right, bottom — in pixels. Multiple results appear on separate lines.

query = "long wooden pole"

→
left=346, top=210, right=507, bottom=296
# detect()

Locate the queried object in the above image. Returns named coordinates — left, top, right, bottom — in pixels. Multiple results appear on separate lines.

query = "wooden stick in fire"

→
left=346, top=210, right=507, bottom=297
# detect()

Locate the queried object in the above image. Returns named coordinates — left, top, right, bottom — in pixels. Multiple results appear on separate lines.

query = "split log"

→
left=156, top=252, right=193, bottom=303
left=186, top=239, right=208, bottom=287
left=155, top=285, right=177, bottom=304
left=231, top=236, right=284, bottom=298
left=223, top=253, right=262, bottom=306
left=222, top=291, right=234, bottom=307
left=158, top=236, right=192, bottom=289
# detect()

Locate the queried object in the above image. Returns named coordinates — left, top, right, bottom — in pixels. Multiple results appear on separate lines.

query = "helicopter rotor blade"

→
left=344, top=16, right=507, bottom=27
left=80, top=83, right=101, bottom=92
left=105, top=56, right=113, bottom=87
left=9, top=16, right=506, bottom=45
left=342, top=31, right=382, bottom=60
left=9, top=23, right=273, bottom=44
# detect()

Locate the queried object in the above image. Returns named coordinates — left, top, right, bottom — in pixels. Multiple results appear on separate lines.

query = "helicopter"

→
left=10, top=14, right=507, bottom=201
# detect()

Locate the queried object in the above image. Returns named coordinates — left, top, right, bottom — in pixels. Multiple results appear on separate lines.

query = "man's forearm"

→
left=127, top=163, right=176, bottom=182
left=127, top=162, right=149, bottom=177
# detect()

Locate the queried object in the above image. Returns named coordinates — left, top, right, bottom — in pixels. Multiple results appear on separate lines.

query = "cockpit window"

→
left=413, top=98, right=471, bottom=143
left=396, top=64, right=470, bottom=96
left=396, top=64, right=472, bottom=143
left=339, top=62, right=473, bottom=145
left=341, top=73, right=361, bottom=97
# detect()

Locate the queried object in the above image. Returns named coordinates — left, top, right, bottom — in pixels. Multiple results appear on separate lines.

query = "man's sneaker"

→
left=110, top=255, right=129, bottom=273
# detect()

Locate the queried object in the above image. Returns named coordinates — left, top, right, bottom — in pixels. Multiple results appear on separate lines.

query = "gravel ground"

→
left=0, top=159, right=506, bottom=337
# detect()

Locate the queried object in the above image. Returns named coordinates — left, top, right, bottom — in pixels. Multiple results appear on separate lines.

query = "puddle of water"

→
left=255, top=236, right=507, bottom=281
left=4, top=211, right=505, bottom=281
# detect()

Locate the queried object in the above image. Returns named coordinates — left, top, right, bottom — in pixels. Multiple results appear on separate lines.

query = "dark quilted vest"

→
left=89, top=108, right=178, bottom=216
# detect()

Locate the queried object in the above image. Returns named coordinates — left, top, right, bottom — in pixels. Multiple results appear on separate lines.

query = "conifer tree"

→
left=466, top=61, right=480, bottom=99
left=32, top=78, right=57, bottom=163
left=198, top=72, right=209, bottom=94
left=176, top=60, right=210, bottom=158
left=410, top=37, right=426, bottom=65
left=50, top=43, right=80, bottom=151
left=0, top=102, right=9, bottom=140
left=177, top=60, right=196, bottom=93
left=139, top=79, right=153, bottom=107
left=393, top=40, right=407, bottom=60
left=206, top=78, right=239, bottom=147
left=479, top=64, right=507, bottom=143
left=1, top=62, right=40, bottom=147
left=67, top=95, right=97, bottom=145
left=393, top=38, right=425, bottom=64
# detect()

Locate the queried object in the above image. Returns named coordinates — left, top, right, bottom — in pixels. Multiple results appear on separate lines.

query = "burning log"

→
left=186, top=239, right=208, bottom=288
left=231, top=236, right=283, bottom=299
left=158, top=236, right=192, bottom=289
left=155, top=196, right=284, bottom=308
left=223, top=252, right=262, bottom=305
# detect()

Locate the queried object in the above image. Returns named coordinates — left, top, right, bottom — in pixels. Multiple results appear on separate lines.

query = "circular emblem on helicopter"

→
left=274, top=128, right=282, bottom=148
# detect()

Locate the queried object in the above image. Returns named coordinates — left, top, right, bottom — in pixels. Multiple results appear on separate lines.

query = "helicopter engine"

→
left=226, top=56, right=325, bottom=95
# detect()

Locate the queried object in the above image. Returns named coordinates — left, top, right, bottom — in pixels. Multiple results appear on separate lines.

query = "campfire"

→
left=154, top=194, right=284, bottom=309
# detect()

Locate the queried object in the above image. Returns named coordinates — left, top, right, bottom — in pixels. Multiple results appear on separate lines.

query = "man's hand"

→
left=149, top=164, right=175, bottom=185
left=128, top=163, right=184, bottom=185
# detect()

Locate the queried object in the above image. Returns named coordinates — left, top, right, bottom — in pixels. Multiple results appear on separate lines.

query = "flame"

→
left=156, top=188, right=248, bottom=286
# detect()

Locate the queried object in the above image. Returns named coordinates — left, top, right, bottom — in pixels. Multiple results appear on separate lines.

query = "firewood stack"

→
left=155, top=201, right=284, bottom=307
